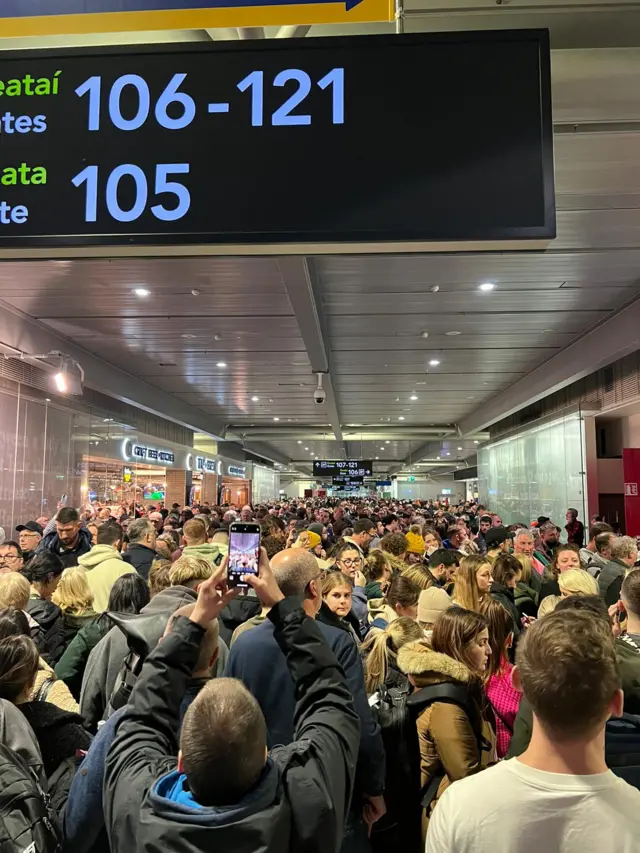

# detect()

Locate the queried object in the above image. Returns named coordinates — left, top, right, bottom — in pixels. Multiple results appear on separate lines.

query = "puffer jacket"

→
left=397, top=640, right=496, bottom=839
left=26, top=592, right=65, bottom=663
left=367, top=598, right=398, bottom=632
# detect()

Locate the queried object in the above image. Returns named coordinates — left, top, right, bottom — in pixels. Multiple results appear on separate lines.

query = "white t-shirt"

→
left=426, top=758, right=640, bottom=853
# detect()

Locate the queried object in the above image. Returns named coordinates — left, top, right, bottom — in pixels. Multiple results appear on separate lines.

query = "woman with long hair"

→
left=368, top=575, right=420, bottom=632
left=481, top=598, right=522, bottom=758
left=453, top=555, right=494, bottom=613
left=363, top=616, right=423, bottom=695
left=52, top=567, right=97, bottom=651
left=398, top=607, right=495, bottom=840
left=318, top=572, right=362, bottom=644
left=54, top=572, right=150, bottom=701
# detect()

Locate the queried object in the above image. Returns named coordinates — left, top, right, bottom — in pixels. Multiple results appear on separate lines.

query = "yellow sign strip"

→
left=0, top=0, right=393, bottom=37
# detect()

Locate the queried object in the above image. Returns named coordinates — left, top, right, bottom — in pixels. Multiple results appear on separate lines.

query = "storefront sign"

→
left=121, top=438, right=175, bottom=465
left=196, top=455, right=223, bottom=475
left=228, top=464, right=247, bottom=478
left=0, top=31, right=553, bottom=249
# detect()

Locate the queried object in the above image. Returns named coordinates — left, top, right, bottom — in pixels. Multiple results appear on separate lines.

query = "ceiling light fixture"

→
left=305, top=447, right=309, bottom=450
left=478, top=282, right=495, bottom=292
left=398, top=416, right=405, bottom=421
left=474, top=440, right=479, bottom=444
left=410, top=394, right=418, bottom=401
left=133, top=287, right=149, bottom=297
left=216, top=361, right=227, bottom=368
left=385, top=440, right=390, bottom=444
left=273, top=417, right=279, bottom=421
left=297, top=440, right=302, bottom=444
left=421, top=331, right=429, bottom=339
left=429, top=359, right=440, bottom=366
left=445, top=330, right=461, bottom=336
left=457, top=446, right=463, bottom=450
left=251, top=396, right=259, bottom=401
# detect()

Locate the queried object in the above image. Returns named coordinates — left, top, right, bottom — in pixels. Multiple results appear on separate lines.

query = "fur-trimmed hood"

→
left=397, top=639, right=473, bottom=688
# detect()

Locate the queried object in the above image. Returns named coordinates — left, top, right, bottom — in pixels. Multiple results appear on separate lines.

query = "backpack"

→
left=606, top=714, right=640, bottom=789
left=0, top=744, right=61, bottom=853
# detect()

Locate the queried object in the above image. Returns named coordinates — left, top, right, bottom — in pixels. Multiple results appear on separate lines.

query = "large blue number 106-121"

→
left=237, top=68, right=344, bottom=127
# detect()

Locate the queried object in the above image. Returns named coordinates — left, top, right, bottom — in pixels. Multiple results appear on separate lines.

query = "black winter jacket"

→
left=490, top=582, right=521, bottom=644
left=39, top=527, right=93, bottom=569
left=122, top=543, right=157, bottom=581
left=104, top=599, right=360, bottom=853
left=26, top=594, right=66, bottom=663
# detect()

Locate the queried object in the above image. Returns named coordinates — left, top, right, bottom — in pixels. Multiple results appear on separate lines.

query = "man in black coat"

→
left=122, top=517, right=158, bottom=580
left=226, top=548, right=386, bottom=846
left=38, top=507, right=92, bottom=569
left=104, top=555, right=360, bottom=853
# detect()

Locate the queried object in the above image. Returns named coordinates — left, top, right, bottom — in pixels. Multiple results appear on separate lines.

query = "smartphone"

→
left=228, top=522, right=261, bottom=590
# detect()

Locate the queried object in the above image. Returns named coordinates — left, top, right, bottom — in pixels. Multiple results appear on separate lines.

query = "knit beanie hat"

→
left=418, top=587, right=452, bottom=625
left=405, top=531, right=426, bottom=555
left=305, top=531, right=322, bottom=550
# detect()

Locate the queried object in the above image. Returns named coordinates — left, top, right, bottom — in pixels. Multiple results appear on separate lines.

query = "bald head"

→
left=270, top=548, right=321, bottom=597
left=165, top=603, right=219, bottom=676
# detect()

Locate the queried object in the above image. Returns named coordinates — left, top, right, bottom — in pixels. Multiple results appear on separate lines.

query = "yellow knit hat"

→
left=405, top=531, right=426, bottom=555
left=305, top=531, right=322, bottom=550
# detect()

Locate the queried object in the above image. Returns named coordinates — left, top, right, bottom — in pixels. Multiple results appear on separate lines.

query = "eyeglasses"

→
left=339, top=558, right=362, bottom=567
left=0, top=553, right=21, bottom=563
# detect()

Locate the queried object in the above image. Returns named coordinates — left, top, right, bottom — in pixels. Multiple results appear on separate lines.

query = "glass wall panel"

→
left=478, top=412, right=587, bottom=525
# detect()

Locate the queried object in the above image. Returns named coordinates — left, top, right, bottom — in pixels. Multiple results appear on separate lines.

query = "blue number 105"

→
left=237, top=68, right=344, bottom=127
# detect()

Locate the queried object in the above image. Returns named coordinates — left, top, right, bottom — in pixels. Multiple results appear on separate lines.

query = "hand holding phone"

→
left=227, top=522, right=261, bottom=591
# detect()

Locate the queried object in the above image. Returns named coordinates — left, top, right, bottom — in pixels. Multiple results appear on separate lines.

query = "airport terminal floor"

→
left=2, top=4, right=640, bottom=852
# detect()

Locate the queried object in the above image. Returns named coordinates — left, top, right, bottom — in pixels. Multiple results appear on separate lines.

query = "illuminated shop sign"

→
left=121, top=439, right=175, bottom=465
left=228, top=464, right=246, bottom=478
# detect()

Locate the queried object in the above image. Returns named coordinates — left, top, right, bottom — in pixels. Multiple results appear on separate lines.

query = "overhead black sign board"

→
left=0, top=30, right=553, bottom=248
left=314, top=460, right=373, bottom=478
left=332, top=475, right=365, bottom=486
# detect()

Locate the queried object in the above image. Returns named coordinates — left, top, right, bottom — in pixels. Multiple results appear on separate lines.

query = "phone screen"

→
left=228, top=528, right=260, bottom=588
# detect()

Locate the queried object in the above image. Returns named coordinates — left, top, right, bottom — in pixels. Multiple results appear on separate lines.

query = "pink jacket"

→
left=486, top=661, right=522, bottom=758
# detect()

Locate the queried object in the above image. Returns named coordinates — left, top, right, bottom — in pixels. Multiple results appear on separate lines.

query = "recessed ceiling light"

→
left=446, top=452, right=451, bottom=456
left=398, top=416, right=405, bottom=421
left=380, top=447, right=385, bottom=451
left=478, top=282, right=495, bottom=292
left=421, top=331, right=429, bottom=338
left=457, top=446, right=463, bottom=451
left=251, top=396, right=259, bottom=401
left=376, top=456, right=379, bottom=460
left=385, top=440, right=390, bottom=444
left=181, top=333, right=196, bottom=339
left=305, top=447, right=309, bottom=450
left=45, top=398, right=51, bottom=402
left=133, top=287, right=149, bottom=297
left=410, top=394, right=418, bottom=401
left=474, top=440, right=479, bottom=444
left=297, top=440, right=302, bottom=444
left=468, top=396, right=475, bottom=399
left=429, top=359, right=440, bottom=366
left=445, top=330, right=461, bottom=336
left=273, top=417, right=279, bottom=421
left=429, top=285, right=440, bottom=293
left=216, top=361, right=227, bottom=368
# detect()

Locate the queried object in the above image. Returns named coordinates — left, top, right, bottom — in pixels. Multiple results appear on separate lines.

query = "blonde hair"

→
left=362, top=617, right=423, bottom=695
left=538, top=595, right=561, bottom=617
left=169, top=555, right=212, bottom=587
left=454, top=555, right=491, bottom=613
left=52, top=567, right=93, bottom=615
left=401, top=564, right=432, bottom=591
left=558, top=569, right=599, bottom=598
left=514, top=553, right=533, bottom=585
left=321, top=571, right=353, bottom=597
left=0, top=573, right=30, bottom=611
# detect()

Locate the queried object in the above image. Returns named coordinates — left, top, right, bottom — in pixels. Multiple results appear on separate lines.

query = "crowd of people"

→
left=0, top=495, right=638, bottom=852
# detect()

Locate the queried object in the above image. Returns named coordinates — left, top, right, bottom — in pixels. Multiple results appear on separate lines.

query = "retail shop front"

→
left=220, top=462, right=251, bottom=507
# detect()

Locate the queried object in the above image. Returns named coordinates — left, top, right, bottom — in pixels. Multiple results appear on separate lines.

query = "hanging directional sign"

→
left=0, top=30, right=554, bottom=247
left=0, top=0, right=392, bottom=37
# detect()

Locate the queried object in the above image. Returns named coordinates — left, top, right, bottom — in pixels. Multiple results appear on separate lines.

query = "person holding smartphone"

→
left=104, top=549, right=360, bottom=853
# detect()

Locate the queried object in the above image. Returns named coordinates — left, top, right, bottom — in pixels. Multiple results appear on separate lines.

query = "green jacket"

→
left=182, top=542, right=228, bottom=566
left=54, top=614, right=110, bottom=701
left=364, top=580, right=384, bottom=600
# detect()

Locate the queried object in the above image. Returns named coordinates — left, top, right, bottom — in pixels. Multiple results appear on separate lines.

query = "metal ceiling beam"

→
left=277, top=257, right=345, bottom=446
left=458, top=295, right=640, bottom=436
left=274, top=25, right=311, bottom=37
left=0, top=300, right=227, bottom=440
left=225, top=427, right=457, bottom=440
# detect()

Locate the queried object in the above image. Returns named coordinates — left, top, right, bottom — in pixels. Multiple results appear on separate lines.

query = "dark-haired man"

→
left=426, top=549, right=459, bottom=588
left=38, top=507, right=92, bottom=568
left=344, top=518, right=376, bottom=557
left=104, top=555, right=360, bottom=853
left=579, top=521, right=613, bottom=573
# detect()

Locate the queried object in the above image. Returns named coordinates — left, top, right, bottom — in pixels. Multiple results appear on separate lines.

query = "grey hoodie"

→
left=79, top=586, right=229, bottom=730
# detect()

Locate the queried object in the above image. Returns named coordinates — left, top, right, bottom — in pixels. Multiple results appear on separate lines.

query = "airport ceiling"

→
left=2, top=9, right=640, bottom=478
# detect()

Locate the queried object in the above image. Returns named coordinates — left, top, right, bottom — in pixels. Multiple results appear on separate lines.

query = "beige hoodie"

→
left=78, top=544, right=135, bottom=612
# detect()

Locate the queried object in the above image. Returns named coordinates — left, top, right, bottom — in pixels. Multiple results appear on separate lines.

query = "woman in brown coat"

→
left=398, top=607, right=496, bottom=840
